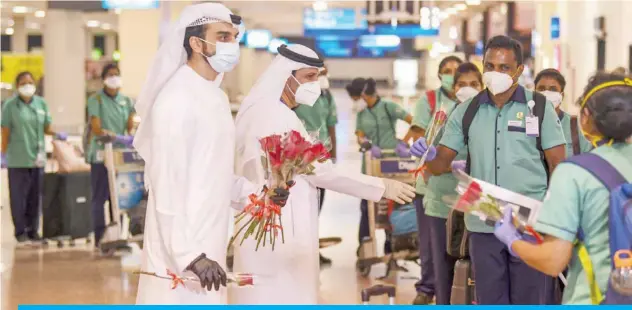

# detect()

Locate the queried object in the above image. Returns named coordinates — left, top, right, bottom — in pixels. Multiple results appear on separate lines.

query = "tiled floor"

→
left=0, top=89, right=421, bottom=307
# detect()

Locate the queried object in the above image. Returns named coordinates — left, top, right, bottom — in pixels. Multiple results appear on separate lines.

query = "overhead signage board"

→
left=550, top=17, right=560, bottom=40
left=102, top=0, right=159, bottom=10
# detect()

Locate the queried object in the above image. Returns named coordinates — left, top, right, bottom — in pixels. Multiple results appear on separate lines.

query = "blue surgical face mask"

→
left=440, top=74, right=455, bottom=91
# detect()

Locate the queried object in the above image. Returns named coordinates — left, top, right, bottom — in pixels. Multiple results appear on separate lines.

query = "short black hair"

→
left=578, top=72, right=632, bottom=142
left=184, top=24, right=207, bottom=60
left=534, top=68, right=567, bottom=91
left=484, top=35, right=524, bottom=65
left=15, top=71, right=33, bottom=86
left=364, top=78, right=377, bottom=95
left=454, top=62, right=482, bottom=86
left=346, top=77, right=366, bottom=97
left=438, top=56, right=463, bottom=74
left=101, top=63, right=120, bottom=80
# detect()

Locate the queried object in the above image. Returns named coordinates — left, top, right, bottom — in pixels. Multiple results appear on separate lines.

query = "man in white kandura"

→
left=231, top=44, right=417, bottom=304
left=133, top=3, right=275, bottom=304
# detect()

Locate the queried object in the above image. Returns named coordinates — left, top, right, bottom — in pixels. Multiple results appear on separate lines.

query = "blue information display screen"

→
left=550, top=17, right=560, bottom=39
left=304, top=8, right=367, bottom=30
left=316, top=37, right=356, bottom=58
left=102, top=0, right=159, bottom=9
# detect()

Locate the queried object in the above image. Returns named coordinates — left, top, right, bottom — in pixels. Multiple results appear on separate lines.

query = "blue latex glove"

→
left=1, top=153, right=7, bottom=168
left=395, top=141, right=411, bottom=158
left=116, top=135, right=134, bottom=147
left=410, top=137, right=437, bottom=160
left=451, top=160, right=466, bottom=173
left=494, top=208, right=523, bottom=257
left=55, top=132, right=68, bottom=141
left=370, top=146, right=382, bottom=159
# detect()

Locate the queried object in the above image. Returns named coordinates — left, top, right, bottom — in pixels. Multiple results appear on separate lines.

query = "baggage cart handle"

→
left=361, top=284, right=396, bottom=304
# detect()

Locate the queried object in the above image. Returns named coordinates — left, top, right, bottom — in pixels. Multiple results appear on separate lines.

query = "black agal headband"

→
left=277, top=45, right=324, bottom=68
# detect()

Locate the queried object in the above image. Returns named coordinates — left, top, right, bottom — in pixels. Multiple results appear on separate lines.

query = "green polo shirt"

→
left=439, top=86, right=566, bottom=233
left=1, top=95, right=51, bottom=168
left=412, top=88, right=457, bottom=195
left=294, top=91, right=337, bottom=149
left=422, top=97, right=467, bottom=219
left=86, top=90, right=134, bottom=163
left=558, top=111, right=593, bottom=158
left=356, top=98, right=409, bottom=173
left=534, top=143, right=632, bottom=304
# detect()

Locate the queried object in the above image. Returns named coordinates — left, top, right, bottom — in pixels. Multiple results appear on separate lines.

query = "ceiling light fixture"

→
left=35, top=10, right=46, bottom=18
left=466, top=0, right=481, bottom=5
left=7, top=19, right=15, bottom=27
left=313, top=1, right=327, bottom=12
left=101, top=23, right=112, bottom=30
left=13, top=6, right=28, bottom=14
left=86, top=20, right=100, bottom=28
left=455, top=4, right=467, bottom=11
left=5, top=28, right=14, bottom=35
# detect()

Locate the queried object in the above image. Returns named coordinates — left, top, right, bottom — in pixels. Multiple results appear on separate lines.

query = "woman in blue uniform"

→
left=1, top=71, right=66, bottom=244
left=493, top=72, right=632, bottom=304
left=346, top=77, right=413, bottom=257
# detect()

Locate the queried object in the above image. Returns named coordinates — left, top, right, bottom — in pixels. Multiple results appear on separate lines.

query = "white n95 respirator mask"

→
left=354, top=99, right=368, bottom=112
left=18, top=84, right=36, bottom=97
left=456, top=87, right=479, bottom=103
left=483, top=71, right=516, bottom=95
left=199, top=38, right=240, bottom=73
left=104, top=76, right=122, bottom=89
left=289, top=75, right=321, bottom=107
left=319, top=76, right=330, bottom=89
left=540, top=90, right=563, bottom=108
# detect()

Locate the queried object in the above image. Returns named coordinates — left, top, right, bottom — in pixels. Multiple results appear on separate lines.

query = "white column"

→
left=43, top=10, right=87, bottom=133
left=604, top=0, right=632, bottom=70
left=118, top=1, right=191, bottom=99
left=533, top=1, right=557, bottom=72
left=11, top=15, right=27, bottom=53
left=85, top=30, right=94, bottom=59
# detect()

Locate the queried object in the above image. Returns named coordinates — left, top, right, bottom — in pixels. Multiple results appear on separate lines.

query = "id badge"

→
left=35, top=152, right=47, bottom=167
left=525, top=116, right=539, bottom=137
left=96, top=150, right=105, bottom=162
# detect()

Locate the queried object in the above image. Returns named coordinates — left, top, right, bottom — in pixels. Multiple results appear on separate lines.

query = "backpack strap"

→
left=426, top=90, right=436, bottom=114
left=570, top=116, right=581, bottom=155
left=532, top=92, right=550, bottom=181
left=462, top=92, right=483, bottom=174
left=566, top=153, right=627, bottom=191
left=565, top=152, right=627, bottom=305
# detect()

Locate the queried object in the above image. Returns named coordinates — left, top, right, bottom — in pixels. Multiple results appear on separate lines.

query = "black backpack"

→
left=462, top=91, right=549, bottom=180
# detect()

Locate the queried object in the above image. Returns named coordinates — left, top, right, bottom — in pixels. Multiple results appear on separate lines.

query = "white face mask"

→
left=354, top=98, right=368, bottom=112
left=18, top=84, right=36, bottom=97
left=319, top=76, right=330, bottom=89
left=540, top=90, right=563, bottom=108
left=289, top=75, right=321, bottom=107
left=483, top=71, right=516, bottom=95
left=455, top=87, right=479, bottom=103
left=104, top=76, right=122, bottom=89
left=199, top=38, right=240, bottom=73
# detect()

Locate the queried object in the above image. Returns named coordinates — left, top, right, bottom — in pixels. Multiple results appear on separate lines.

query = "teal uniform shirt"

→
left=440, top=86, right=566, bottom=233
left=294, top=91, right=337, bottom=148
left=412, top=88, right=457, bottom=195
left=534, top=143, right=632, bottom=304
left=1, top=95, right=52, bottom=168
left=422, top=97, right=467, bottom=219
left=86, top=90, right=134, bottom=163
left=356, top=98, right=409, bottom=173
left=558, top=110, right=593, bottom=158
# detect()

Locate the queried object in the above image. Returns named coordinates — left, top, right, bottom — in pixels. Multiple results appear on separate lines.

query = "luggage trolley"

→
left=356, top=150, right=418, bottom=277
left=99, top=140, right=146, bottom=253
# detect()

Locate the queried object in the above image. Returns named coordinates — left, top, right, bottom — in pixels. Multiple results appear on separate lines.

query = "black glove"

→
left=267, top=180, right=294, bottom=207
left=185, top=253, right=227, bottom=291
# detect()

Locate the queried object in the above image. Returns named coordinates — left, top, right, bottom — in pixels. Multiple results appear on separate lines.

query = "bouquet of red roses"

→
left=229, top=130, right=331, bottom=251
left=410, top=108, right=449, bottom=178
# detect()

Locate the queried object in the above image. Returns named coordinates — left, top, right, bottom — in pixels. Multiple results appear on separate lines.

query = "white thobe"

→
left=230, top=101, right=385, bottom=304
left=136, top=66, right=256, bottom=305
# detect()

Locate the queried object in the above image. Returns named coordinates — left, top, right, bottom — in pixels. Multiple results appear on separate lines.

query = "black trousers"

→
left=8, top=167, right=43, bottom=237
